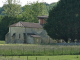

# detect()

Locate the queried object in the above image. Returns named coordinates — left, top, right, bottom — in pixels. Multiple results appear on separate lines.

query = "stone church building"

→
left=5, top=16, right=55, bottom=44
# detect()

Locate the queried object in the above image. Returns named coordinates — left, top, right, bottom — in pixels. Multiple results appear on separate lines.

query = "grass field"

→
left=0, top=41, right=80, bottom=56
left=0, top=43, right=79, bottom=56
left=0, top=41, right=80, bottom=60
left=0, top=55, right=80, bottom=60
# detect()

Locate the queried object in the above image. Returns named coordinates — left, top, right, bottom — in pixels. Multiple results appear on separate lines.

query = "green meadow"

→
left=0, top=41, right=80, bottom=60
left=0, top=42, right=80, bottom=56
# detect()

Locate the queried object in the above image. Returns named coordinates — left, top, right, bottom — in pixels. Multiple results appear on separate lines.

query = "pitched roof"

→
left=10, top=21, right=43, bottom=28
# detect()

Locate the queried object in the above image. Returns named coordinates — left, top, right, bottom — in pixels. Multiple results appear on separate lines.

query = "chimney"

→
left=37, top=16, right=48, bottom=25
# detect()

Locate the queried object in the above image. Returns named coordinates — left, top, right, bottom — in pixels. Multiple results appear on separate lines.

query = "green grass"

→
left=0, top=41, right=5, bottom=44
left=0, top=44, right=79, bottom=56
left=0, top=41, right=80, bottom=56
left=0, top=55, right=80, bottom=60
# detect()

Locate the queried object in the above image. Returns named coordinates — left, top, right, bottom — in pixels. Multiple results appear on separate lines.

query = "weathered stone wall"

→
left=27, top=35, right=34, bottom=44
left=6, top=26, right=54, bottom=44
left=5, top=33, right=11, bottom=43
left=6, top=27, right=25, bottom=43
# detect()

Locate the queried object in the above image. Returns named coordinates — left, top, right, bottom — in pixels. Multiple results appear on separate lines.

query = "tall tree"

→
left=22, top=1, right=48, bottom=23
left=44, top=0, right=80, bottom=42
left=0, top=16, right=17, bottom=40
left=2, top=0, right=22, bottom=17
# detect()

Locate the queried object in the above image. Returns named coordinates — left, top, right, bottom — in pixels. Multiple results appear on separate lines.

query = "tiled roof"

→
left=10, top=21, right=43, bottom=28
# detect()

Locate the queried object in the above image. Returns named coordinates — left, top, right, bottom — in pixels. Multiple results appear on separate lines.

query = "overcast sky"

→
left=0, top=0, right=59, bottom=7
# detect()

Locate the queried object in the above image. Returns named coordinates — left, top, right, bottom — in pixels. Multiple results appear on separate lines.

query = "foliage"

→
left=43, top=2, right=57, bottom=13
left=48, top=2, right=57, bottom=11
left=0, top=15, right=3, bottom=22
left=2, top=0, right=22, bottom=17
left=0, top=16, right=21, bottom=40
left=0, top=7, right=4, bottom=15
left=44, top=0, right=80, bottom=42
left=22, top=1, right=48, bottom=23
left=0, top=2, right=57, bottom=15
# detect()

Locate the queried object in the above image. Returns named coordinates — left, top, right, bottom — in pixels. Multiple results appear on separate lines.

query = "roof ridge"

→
left=21, top=21, right=39, bottom=24
left=20, top=21, right=25, bottom=27
left=10, top=21, right=43, bottom=28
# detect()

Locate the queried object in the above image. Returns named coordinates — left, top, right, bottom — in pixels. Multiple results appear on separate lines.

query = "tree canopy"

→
left=2, top=0, right=22, bottom=17
left=22, top=1, right=48, bottom=23
left=44, top=0, right=80, bottom=42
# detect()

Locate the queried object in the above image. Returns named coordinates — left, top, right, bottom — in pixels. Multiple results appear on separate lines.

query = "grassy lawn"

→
left=0, top=55, right=80, bottom=60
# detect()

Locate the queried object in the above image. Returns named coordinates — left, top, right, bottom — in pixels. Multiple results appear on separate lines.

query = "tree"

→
left=22, top=1, right=48, bottom=23
left=49, top=2, right=57, bottom=11
left=44, top=0, right=80, bottom=42
left=0, top=16, right=21, bottom=40
left=2, top=0, right=22, bottom=17
left=0, top=15, right=3, bottom=22
left=0, top=7, right=4, bottom=15
left=22, top=4, right=36, bottom=22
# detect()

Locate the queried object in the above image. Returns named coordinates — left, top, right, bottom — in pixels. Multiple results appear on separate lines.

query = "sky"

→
left=0, top=0, right=59, bottom=7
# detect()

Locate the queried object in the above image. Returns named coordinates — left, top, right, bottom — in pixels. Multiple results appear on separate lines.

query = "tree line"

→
left=0, top=2, right=57, bottom=15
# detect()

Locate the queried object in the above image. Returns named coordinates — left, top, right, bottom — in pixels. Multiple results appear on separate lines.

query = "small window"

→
left=19, top=34, right=20, bottom=38
left=12, top=33, right=16, bottom=37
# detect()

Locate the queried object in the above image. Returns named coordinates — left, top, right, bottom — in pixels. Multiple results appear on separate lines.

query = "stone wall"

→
left=27, top=35, right=34, bottom=44
left=6, top=26, right=54, bottom=44
left=34, top=37, right=41, bottom=44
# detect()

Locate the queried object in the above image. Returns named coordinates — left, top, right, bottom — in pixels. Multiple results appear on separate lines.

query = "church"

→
left=5, top=16, right=55, bottom=44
